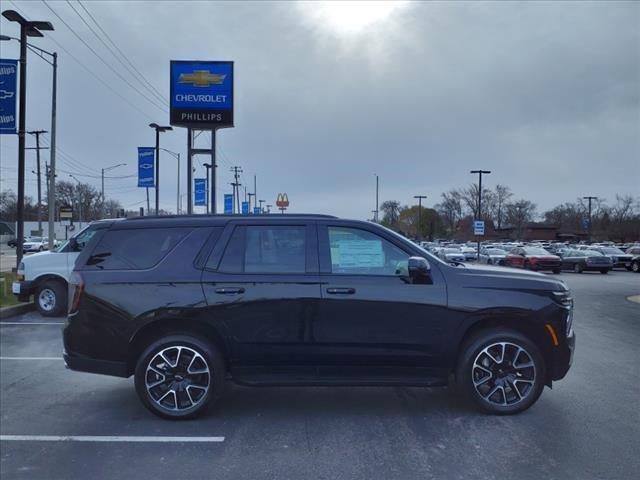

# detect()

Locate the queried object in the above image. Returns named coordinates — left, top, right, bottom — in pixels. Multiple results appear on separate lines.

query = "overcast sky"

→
left=1, top=0, right=638, bottom=218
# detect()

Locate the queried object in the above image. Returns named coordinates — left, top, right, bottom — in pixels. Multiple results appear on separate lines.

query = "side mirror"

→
left=408, top=256, right=430, bottom=282
left=68, top=237, right=79, bottom=251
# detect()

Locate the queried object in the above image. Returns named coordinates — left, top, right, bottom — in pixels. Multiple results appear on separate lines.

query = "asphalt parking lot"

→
left=1, top=271, right=639, bottom=480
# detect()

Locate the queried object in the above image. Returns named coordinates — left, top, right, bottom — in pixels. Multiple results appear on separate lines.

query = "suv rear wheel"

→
left=35, top=280, right=67, bottom=317
left=456, top=329, right=545, bottom=415
left=134, top=335, right=225, bottom=420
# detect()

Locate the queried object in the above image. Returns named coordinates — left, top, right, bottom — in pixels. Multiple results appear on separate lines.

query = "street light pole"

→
left=470, top=169, right=491, bottom=260
left=68, top=174, right=83, bottom=229
left=203, top=163, right=212, bottom=215
left=374, top=174, right=379, bottom=222
left=27, top=130, right=47, bottom=235
left=1, top=10, right=54, bottom=268
left=583, top=196, right=598, bottom=243
left=413, top=195, right=427, bottom=241
left=149, top=123, right=172, bottom=215
left=159, top=148, right=180, bottom=214
left=101, top=163, right=126, bottom=218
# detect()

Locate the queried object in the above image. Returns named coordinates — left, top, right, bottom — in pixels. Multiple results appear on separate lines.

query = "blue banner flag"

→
left=224, top=194, right=233, bottom=214
left=253, top=207, right=261, bottom=215
left=137, top=147, right=155, bottom=187
left=0, top=59, right=18, bottom=134
left=194, top=178, right=206, bottom=206
left=241, top=201, right=249, bottom=215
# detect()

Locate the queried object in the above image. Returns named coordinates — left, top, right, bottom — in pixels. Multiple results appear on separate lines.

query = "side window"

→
left=86, top=227, right=191, bottom=270
left=73, top=227, right=97, bottom=252
left=216, top=225, right=307, bottom=273
left=328, top=227, right=409, bottom=276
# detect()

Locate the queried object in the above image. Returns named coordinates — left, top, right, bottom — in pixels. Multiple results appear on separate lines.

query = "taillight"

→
left=68, top=271, right=84, bottom=314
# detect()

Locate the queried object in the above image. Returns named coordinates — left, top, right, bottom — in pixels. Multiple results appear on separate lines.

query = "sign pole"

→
left=16, top=24, right=28, bottom=269
left=211, top=129, right=216, bottom=214
left=187, top=128, right=193, bottom=214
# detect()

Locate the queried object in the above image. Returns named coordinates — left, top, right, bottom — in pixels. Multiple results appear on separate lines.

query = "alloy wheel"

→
left=145, top=346, right=210, bottom=412
left=472, top=342, right=536, bottom=407
left=38, top=288, right=56, bottom=312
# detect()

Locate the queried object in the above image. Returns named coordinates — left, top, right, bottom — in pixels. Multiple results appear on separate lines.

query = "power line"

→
left=67, top=0, right=168, bottom=107
left=76, top=0, right=167, bottom=104
left=40, top=0, right=168, bottom=113
left=7, top=0, right=157, bottom=122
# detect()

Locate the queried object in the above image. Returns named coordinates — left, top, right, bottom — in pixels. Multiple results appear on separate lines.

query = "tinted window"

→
left=328, top=227, right=409, bottom=276
left=216, top=225, right=307, bottom=273
left=87, top=228, right=190, bottom=270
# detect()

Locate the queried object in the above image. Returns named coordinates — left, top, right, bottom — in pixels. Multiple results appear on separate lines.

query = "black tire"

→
left=600, top=269, right=609, bottom=274
left=456, top=329, right=546, bottom=415
left=35, top=280, right=67, bottom=317
left=632, top=261, right=639, bottom=273
left=573, top=263, right=583, bottom=274
left=552, top=268, right=561, bottom=274
left=134, top=334, right=225, bottom=420
left=625, top=266, right=633, bottom=272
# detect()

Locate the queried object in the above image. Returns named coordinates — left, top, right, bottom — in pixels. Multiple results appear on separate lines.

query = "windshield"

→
left=523, top=247, right=551, bottom=255
left=601, top=247, right=625, bottom=255
left=444, top=248, right=461, bottom=254
left=486, top=249, right=507, bottom=255
left=28, top=237, right=42, bottom=242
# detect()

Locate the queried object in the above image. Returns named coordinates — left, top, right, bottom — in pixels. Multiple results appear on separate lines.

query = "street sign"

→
left=253, top=207, right=261, bottom=215
left=473, top=220, right=485, bottom=236
left=137, top=147, right=155, bottom=187
left=59, top=205, right=73, bottom=220
left=224, top=194, right=233, bottom=214
left=241, top=201, right=249, bottom=215
left=582, top=218, right=590, bottom=230
left=0, top=59, right=18, bottom=134
left=276, top=193, right=289, bottom=208
left=170, top=60, right=234, bottom=128
left=194, top=178, right=206, bottom=206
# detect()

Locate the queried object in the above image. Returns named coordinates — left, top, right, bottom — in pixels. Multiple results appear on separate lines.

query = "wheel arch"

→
left=454, top=315, right=554, bottom=386
left=33, top=273, right=68, bottom=289
left=127, top=317, right=231, bottom=377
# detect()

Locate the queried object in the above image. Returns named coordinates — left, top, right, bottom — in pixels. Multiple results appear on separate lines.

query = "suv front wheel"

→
left=134, top=335, right=225, bottom=420
left=456, top=329, right=545, bottom=415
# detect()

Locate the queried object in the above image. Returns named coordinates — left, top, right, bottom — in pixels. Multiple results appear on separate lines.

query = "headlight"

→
left=552, top=290, right=573, bottom=308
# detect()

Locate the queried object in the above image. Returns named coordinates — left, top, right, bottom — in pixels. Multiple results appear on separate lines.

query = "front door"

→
left=313, top=223, right=448, bottom=371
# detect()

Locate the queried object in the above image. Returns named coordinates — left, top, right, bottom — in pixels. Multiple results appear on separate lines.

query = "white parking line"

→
left=0, top=322, right=64, bottom=325
left=0, top=435, right=225, bottom=443
left=0, top=357, right=62, bottom=360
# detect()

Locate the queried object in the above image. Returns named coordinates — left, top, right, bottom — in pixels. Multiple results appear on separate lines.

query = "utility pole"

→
left=230, top=166, right=243, bottom=214
left=413, top=195, right=427, bottom=241
left=583, top=196, right=598, bottom=243
left=27, top=130, right=47, bottom=235
left=203, top=163, right=213, bottom=215
left=470, top=170, right=491, bottom=260
left=101, top=163, right=126, bottom=218
left=374, top=174, right=379, bottom=222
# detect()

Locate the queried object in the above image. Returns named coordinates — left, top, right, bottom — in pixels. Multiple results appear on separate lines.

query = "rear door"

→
left=312, top=222, right=448, bottom=371
left=201, top=220, right=321, bottom=369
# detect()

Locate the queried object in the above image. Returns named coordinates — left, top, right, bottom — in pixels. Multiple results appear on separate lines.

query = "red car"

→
left=506, top=247, right=562, bottom=274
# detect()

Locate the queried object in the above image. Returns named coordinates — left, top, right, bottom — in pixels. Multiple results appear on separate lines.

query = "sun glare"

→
left=302, top=1, right=408, bottom=35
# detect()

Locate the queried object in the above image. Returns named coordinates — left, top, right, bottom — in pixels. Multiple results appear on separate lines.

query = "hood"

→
left=21, top=250, right=53, bottom=263
left=453, top=263, right=567, bottom=292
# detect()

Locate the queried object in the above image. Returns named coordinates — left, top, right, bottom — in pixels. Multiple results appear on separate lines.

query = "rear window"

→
left=86, top=227, right=191, bottom=270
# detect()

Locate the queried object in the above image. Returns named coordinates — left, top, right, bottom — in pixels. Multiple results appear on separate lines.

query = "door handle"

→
left=214, top=287, right=245, bottom=295
left=326, top=287, right=356, bottom=295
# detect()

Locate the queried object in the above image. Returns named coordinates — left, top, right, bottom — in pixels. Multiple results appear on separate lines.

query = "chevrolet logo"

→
left=178, top=70, right=226, bottom=87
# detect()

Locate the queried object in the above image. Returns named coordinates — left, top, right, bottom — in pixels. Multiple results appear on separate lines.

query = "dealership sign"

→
left=194, top=178, right=206, bottom=206
left=224, top=194, right=233, bottom=214
left=0, top=59, right=18, bottom=134
left=137, top=147, right=155, bottom=187
left=170, top=60, right=234, bottom=128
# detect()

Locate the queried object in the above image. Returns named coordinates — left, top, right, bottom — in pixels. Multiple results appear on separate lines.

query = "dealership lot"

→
left=1, top=272, right=638, bottom=480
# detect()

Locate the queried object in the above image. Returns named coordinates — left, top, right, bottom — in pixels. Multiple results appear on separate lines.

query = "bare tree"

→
left=436, top=190, right=463, bottom=236
left=493, top=184, right=513, bottom=229
left=505, top=200, right=537, bottom=240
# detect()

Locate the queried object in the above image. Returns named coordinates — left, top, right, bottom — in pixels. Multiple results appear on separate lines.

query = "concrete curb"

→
left=0, top=302, right=35, bottom=319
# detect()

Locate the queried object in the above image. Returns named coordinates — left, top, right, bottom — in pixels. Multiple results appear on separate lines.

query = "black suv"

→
left=64, top=215, right=575, bottom=419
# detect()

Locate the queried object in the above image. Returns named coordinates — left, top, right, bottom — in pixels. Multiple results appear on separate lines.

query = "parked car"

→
left=12, top=225, right=99, bottom=316
left=22, top=237, right=52, bottom=253
left=479, top=248, right=508, bottom=265
left=64, top=215, right=575, bottom=419
left=437, top=247, right=466, bottom=263
left=625, top=246, right=640, bottom=256
left=558, top=249, right=613, bottom=274
left=460, top=246, right=478, bottom=262
left=7, top=236, right=29, bottom=248
left=631, top=256, right=640, bottom=273
left=505, top=247, right=562, bottom=273
left=587, top=246, right=633, bottom=271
